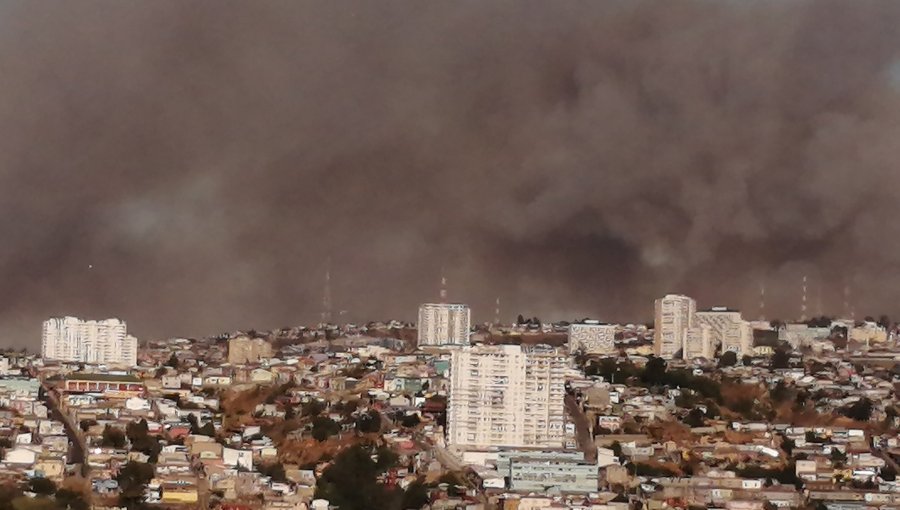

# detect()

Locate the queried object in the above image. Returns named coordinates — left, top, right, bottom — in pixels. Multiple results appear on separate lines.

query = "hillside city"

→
left=1, top=295, right=899, bottom=510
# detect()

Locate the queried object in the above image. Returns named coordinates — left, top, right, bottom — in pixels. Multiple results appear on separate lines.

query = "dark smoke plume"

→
left=1, top=0, right=900, bottom=346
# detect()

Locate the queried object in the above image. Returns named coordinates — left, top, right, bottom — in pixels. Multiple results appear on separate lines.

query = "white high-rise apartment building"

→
left=41, top=317, right=138, bottom=366
left=418, top=303, right=471, bottom=347
left=448, top=344, right=567, bottom=448
left=694, top=307, right=753, bottom=356
left=568, top=321, right=617, bottom=355
left=653, top=294, right=696, bottom=359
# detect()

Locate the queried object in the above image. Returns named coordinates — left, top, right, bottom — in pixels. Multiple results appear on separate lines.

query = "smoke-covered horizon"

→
left=2, top=0, right=900, bottom=346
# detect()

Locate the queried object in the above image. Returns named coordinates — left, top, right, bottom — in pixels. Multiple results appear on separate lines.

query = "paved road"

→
left=40, top=379, right=88, bottom=470
left=431, top=444, right=464, bottom=472
left=565, top=394, right=597, bottom=462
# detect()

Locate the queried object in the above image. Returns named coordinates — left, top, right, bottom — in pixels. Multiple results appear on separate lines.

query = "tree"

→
left=27, top=478, right=55, bottom=496
left=742, top=355, right=753, bottom=366
left=882, top=465, right=897, bottom=481
left=400, top=479, right=429, bottom=510
left=116, top=461, right=154, bottom=508
left=166, top=353, right=180, bottom=368
left=770, top=381, right=791, bottom=403
left=125, top=419, right=149, bottom=443
left=842, top=398, right=874, bottom=422
left=831, top=448, right=848, bottom=468
left=610, top=441, right=623, bottom=461
left=315, top=444, right=401, bottom=510
left=100, top=425, right=126, bottom=449
left=356, top=410, right=382, bottom=434
left=718, top=351, right=738, bottom=368
left=879, top=315, right=892, bottom=330
left=782, top=437, right=795, bottom=456
left=302, top=400, right=326, bottom=418
left=683, top=408, right=706, bottom=428
left=771, top=348, right=791, bottom=369
left=311, top=416, right=340, bottom=442
left=79, top=419, right=97, bottom=433
left=400, top=414, right=421, bottom=428
left=55, top=488, right=89, bottom=510
left=258, top=462, right=287, bottom=483
left=642, top=357, right=667, bottom=386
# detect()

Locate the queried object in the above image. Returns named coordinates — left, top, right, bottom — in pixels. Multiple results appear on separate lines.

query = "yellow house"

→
left=34, top=457, right=65, bottom=482
left=161, top=486, right=199, bottom=504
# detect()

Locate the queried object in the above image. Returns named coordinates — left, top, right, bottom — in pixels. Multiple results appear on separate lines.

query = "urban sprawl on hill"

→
left=0, top=296, right=898, bottom=510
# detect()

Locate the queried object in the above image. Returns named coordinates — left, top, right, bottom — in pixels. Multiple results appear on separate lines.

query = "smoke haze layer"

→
left=1, top=0, right=900, bottom=346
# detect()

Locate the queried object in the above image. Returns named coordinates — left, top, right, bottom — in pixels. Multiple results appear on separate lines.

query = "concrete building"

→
left=694, top=307, right=753, bottom=356
left=683, top=324, right=715, bottom=360
left=41, top=317, right=137, bottom=366
left=568, top=321, right=616, bottom=355
left=62, top=373, right=145, bottom=397
left=653, top=295, right=696, bottom=359
left=448, top=344, right=566, bottom=448
left=417, top=303, right=471, bottom=347
left=227, top=336, right=274, bottom=365
left=507, top=456, right=599, bottom=493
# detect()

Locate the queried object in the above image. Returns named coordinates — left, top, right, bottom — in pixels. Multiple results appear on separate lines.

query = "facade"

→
left=683, top=324, right=715, bottom=360
left=41, top=317, right=138, bottom=366
left=507, top=457, right=599, bottom=493
left=653, top=295, right=696, bottom=359
left=448, top=344, right=566, bottom=448
left=62, top=373, right=145, bottom=398
left=418, top=303, right=471, bottom=347
left=694, top=307, right=753, bottom=356
left=568, top=321, right=616, bottom=355
left=227, top=336, right=274, bottom=365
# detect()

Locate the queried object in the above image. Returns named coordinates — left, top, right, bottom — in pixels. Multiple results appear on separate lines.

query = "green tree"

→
left=842, top=398, right=874, bottom=422
left=642, top=357, right=668, bottom=385
left=610, top=441, right=623, bottom=460
left=683, top=408, right=706, bottom=428
left=771, top=348, right=791, bottom=369
left=100, top=425, right=126, bottom=449
left=302, top=400, right=326, bottom=418
left=55, top=488, right=89, bottom=510
left=315, top=445, right=401, bottom=510
left=27, top=478, right=55, bottom=496
left=356, top=410, right=382, bottom=434
left=311, top=416, right=340, bottom=442
left=400, top=414, right=421, bottom=428
left=718, top=351, right=738, bottom=368
left=258, top=462, right=287, bottom=483
left=116, top=461, right=154, bottom=508
left=401, top=479, right=429, bottom=510
left=125, top=419, right=149, bottom=443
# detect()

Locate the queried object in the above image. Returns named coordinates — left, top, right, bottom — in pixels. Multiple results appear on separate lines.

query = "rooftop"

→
left=64, top=373, right=142, bottom=383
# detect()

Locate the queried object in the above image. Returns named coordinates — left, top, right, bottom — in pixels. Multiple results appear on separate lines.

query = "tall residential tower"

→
left=653, top=294, right=696, bottom=359
left=41, top=317, right=138, bottom=366
left=417, top=303, right=471, bottom=347
left=448, top=344, right=567, bottom=448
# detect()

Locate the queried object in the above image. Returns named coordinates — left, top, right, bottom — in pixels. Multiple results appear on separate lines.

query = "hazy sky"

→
left=2, top=1, right=900, bottom=346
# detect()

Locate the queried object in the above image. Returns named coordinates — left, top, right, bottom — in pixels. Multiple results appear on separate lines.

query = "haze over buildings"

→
left=3, top=2, right=900, bottom=347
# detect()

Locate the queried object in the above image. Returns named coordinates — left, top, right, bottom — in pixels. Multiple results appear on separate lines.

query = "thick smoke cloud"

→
left=1, top=0, right=900, bottom=346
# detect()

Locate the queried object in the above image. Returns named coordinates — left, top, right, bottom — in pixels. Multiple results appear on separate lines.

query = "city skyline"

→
left=3, top=2, right=900, bottom=347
